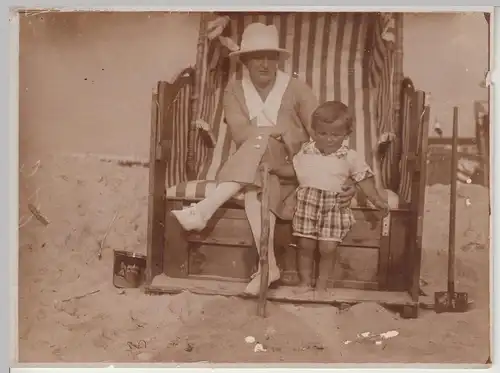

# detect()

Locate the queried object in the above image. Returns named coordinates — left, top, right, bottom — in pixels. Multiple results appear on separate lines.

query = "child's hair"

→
left=311, top=101, right=353, bottom=134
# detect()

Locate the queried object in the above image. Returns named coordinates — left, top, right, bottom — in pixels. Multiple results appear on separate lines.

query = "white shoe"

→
left=171, top=204, right=207, bottom=232
left=244, top=266, right=280, bottom=296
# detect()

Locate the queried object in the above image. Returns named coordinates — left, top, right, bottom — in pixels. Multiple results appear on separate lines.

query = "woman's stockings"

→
left=243, top=189, right=280, bottom=295
left=195, top=182, right=242, bottom=221
left=172, top=182, right=280, bottom=296
left=171, top=181, right=242, bottom=231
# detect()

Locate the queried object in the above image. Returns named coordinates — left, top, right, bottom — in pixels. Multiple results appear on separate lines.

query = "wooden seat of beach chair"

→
left=165, top=13, right=403, bottom=210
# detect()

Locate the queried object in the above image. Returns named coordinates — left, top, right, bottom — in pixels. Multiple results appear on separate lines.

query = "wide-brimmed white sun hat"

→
left=229, top=22, right=290, bottom=59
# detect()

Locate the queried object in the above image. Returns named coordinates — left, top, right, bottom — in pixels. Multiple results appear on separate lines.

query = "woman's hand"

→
left=259, top=125, right=284, bottom=139
left=337, top=182, right=357, bottom=209
left=270, top=164, right=296, bottom=179
left=259, top=162, right=272, bottom=175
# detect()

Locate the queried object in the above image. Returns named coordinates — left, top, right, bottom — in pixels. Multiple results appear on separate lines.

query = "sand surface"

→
left=18, top=156, right=490, bottom=364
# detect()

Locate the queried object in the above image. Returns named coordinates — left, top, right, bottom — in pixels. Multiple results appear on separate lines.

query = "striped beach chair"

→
left=147, top=12, right=430, bottom=317
left=165, top=12, right=402, bottom=207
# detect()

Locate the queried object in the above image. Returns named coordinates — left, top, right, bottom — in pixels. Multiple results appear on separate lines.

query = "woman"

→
left=172, top=22, right=357, bottom=295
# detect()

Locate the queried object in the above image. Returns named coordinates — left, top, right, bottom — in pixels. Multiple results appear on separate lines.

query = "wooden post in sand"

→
left=257, top=164, right=271, bottom=317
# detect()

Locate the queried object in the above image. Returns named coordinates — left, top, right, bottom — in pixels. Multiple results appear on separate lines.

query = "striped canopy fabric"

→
left=165, top=12, right=402, bottom=208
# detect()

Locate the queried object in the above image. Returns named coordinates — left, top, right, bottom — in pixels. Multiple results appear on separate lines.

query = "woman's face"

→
left=241, top=51, right=280, bottom=87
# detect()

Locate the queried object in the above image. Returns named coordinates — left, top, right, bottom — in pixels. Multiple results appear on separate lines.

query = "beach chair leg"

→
left=257, top=165, right=271, bottom=317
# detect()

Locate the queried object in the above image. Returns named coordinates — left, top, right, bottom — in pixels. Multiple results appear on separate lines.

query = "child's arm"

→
left=347, top=149, right=389, bottom=216
left=356, top=177, right=390, bottom=216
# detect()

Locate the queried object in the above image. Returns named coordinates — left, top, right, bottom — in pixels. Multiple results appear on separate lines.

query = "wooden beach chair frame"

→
left=144, top=12, right=431, bottom=319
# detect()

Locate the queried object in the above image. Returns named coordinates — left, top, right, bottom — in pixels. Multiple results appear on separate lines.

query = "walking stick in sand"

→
left=257, top=164, right=271, bottom=317
left=434, top=107, right=469, bottom=313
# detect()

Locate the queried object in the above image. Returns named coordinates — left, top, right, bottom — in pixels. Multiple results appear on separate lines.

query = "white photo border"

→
left=6, top=1, right=497, bottom=372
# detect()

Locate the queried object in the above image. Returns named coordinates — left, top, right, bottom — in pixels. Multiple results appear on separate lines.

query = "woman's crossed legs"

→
left=171, top=182, right=280, bottom=295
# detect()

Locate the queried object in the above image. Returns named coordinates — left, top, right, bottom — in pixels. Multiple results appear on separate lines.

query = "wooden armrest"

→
left=194, top=119, right=217, bottom=148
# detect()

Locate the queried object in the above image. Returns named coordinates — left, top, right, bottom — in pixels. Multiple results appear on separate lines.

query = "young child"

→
left=271, top=101, right=389, bottom=294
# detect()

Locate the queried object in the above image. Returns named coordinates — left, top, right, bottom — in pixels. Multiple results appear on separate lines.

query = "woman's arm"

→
left=294, top=79, right=319, bottom=138
left=270, top=163, right=296, bottom=179
left=279, top=79, right=318, bottom=159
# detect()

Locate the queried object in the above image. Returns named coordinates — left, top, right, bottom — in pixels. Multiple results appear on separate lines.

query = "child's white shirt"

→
left=292, top=141, right=373, bottom=193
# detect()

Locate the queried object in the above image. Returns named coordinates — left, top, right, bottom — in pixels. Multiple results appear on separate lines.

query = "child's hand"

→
left=376, top=201, right=390, bottom=218
left=363, top=210, right=380, bottom=229
left=364, top=203, right=388, bottom=229
left=380, top=205, right=390, bottom=218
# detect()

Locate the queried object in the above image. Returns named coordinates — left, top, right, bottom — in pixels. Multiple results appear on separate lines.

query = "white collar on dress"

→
left=241, top=66, right=290, bottom=126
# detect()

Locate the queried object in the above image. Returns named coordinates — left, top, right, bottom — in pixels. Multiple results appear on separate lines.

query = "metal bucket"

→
left=113, top=250, right=147, bottom=289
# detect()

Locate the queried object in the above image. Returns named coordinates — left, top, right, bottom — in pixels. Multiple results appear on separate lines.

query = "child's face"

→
left=312, top=119, right=349, bottom=154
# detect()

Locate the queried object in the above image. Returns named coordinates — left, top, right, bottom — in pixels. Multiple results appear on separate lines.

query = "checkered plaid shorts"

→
left=292, top=187, right=355, bottom=242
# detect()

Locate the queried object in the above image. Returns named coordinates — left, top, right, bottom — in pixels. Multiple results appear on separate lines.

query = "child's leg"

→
left=172, top=182, right=242, bottom=231
left=316, top=241, right=339, bottom=291
left=297, top=237, right=316, bottom=287
left=292, top=187, right=322, bottom=290
left=315, top=192, right=354, bottom=292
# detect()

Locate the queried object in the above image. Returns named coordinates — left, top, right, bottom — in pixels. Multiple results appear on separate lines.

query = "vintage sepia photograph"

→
left=18, top=10, right=490, bottom=364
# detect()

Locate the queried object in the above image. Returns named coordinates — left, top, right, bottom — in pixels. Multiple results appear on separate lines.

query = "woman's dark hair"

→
left=311, top=101, right=353, bottom=134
